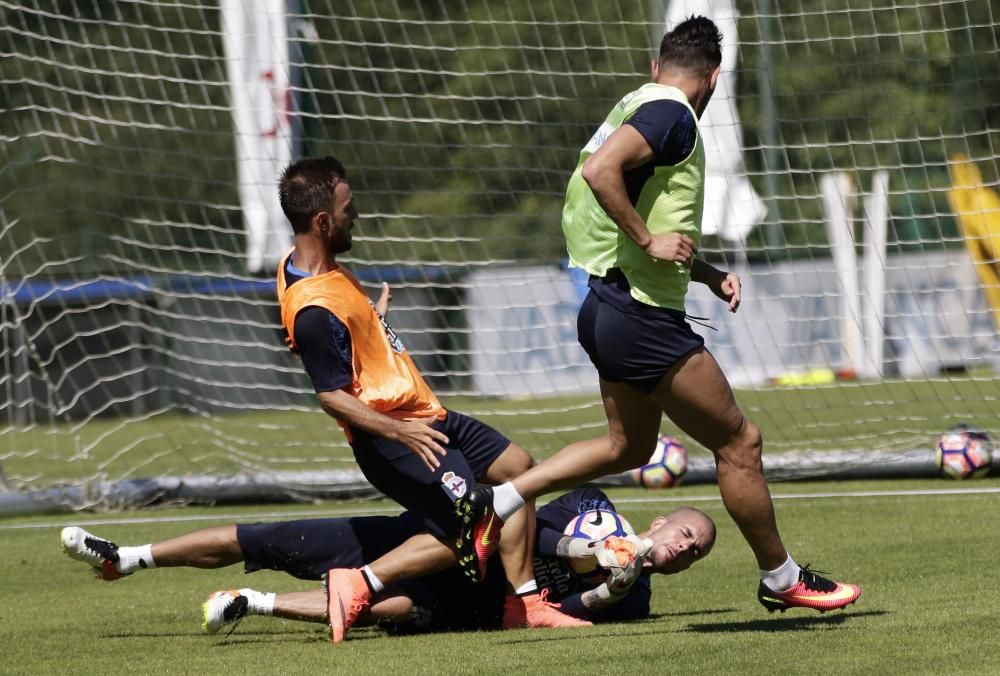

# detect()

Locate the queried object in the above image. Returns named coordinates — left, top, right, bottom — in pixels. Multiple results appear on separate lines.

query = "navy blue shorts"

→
left=392, top=560, right=506, bottom=633
left=350, top=409, right=510, bottom=538
left=237, top=513, right=427, bottom=580
left=237, top=515, right=506, bottom=631
left=577, top=269, right=705, bottom=394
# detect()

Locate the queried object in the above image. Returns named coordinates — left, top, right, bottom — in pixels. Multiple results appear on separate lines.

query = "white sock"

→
left=514, top=580, right=537, bottom=596
left=761, top=554, right=801, bottom=592
left=238, top=588, right=276, bottom=616
left=492, top=483, right=526, bottom=522
left=116, top=545, right=155, bottom=574
left=362, top=565, right=385, bottom=594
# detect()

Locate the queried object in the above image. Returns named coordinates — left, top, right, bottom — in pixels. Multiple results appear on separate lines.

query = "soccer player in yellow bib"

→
left=457, top=16, right=861, bottom=614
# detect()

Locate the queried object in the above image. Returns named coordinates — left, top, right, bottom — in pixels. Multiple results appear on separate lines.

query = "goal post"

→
left=1, top=1, right=998, bottom=510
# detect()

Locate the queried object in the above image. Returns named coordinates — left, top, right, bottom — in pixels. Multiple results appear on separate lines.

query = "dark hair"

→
left=278, top=156, right=347, bottom=234
left=658, top=16, right=723, bottom=73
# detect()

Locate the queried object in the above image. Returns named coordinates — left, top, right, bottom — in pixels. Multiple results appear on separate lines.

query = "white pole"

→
left=821, top=173, right=862, bottom=375
left=861, top=171, right=889, bottom=379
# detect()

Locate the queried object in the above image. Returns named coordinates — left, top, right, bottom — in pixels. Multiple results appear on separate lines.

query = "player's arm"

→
left=691, top=259, right=742, bottom=313
left=295, top=307, right=448, bottom=470
left=581, top=120, right=695, bottom=266
left=374, top=281, right=391, bottom=318
left=316, top=391, right=448, bottom=470
left=558, top=576, right=652, bottom=621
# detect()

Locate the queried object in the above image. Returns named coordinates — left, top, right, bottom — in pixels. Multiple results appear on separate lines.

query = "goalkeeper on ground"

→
left=61, top=487, right=715, bottom=635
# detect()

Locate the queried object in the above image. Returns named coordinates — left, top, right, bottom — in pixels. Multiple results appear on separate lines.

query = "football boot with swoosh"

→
left=454, top=486, right=503, bottom=582
left=758, top=565, right=861, bottom=613
left=502, top=589, right=592, bottom=628
left=325, top=568, right=372, bottom=643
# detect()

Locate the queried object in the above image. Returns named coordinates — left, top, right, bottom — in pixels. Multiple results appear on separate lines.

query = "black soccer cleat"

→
left=454, top=486, right=502, bottom=582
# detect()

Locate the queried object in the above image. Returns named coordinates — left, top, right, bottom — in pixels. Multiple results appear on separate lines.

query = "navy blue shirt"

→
left=622, top=99, right=697, bottom=205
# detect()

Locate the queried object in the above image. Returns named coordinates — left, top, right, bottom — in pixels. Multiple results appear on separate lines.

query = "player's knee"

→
left=606, top=435, right=655, bottom=474
left=742, top=422, right=763, bottom=457
left=486, top=443, right=535, bottom=482
left=719, top=420, right=763, bottom=472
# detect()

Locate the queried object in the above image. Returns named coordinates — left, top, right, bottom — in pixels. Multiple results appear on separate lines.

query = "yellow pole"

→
left=947, top=154, right=1000, bottom=334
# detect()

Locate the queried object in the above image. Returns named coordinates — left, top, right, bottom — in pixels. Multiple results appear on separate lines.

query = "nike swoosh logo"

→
left=792, top=586, right=858, bottom=603
left=480, top=514, right=496, bottom=547
left=589, top=511, right=603, bottom=527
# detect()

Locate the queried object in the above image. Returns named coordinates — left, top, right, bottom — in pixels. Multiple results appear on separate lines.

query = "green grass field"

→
left=3, top=478, right=1000, bottom=675
left=3, top=376, right=998, bottom=487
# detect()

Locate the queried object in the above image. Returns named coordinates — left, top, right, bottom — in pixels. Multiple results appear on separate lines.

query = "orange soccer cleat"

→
left=502, top=590, right=592, bottom=629
left=325, top=568, right=372, bottom=643
left=758, top=565, right=861, bottom=613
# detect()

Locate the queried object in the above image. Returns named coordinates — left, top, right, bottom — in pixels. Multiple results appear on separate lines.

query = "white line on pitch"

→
left=2, top=485, right=999, bottom=531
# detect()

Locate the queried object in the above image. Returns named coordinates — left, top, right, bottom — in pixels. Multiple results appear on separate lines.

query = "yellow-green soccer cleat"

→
left=202, top=590, right=248, bottom=634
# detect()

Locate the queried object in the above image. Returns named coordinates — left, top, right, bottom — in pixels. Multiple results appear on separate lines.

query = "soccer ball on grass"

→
left=936, top=424, right=993, bottom=480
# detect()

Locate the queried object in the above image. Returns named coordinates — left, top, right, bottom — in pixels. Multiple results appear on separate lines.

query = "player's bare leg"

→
left=150, top=525, right=244, bottom=568
left=650, top=346, right=860, bottom=612
left=458, top=390, right=660, bottom=577
left=507, top=387, right=662, bottom=499
left=274, top=589, right=414, bottom=625
left=62, top=524, right=244, bottom=580
left=363, top=534, right=455, bottom=583
left=481, top=443, right=536, bottom=592
left=469, top=442, right=590, bottom=628
left=203, top=587, right=417, bottom=633
left=649, top=347, right=785, bottom=569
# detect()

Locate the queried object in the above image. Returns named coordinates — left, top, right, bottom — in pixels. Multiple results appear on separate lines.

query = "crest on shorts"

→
left=440, top=471, right=467, bottom=499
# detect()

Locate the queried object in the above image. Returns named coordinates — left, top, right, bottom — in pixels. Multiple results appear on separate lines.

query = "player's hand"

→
left=601, top=536, right=652, bottom=594
left=711, top=272, right=741, bottom=313
left=393, top=417, right=449, bottom=471
left=643, top=232, right=696, bottom=268
left=595, top=534, right=652, bottom=569
left=375, top=282, right=392, bottom=317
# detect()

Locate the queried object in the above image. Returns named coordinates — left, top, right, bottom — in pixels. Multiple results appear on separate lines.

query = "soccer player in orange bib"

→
left=273, top=156, right=598, bottom=642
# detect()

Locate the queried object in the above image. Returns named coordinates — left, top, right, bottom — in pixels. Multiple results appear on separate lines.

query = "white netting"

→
left=0, top=0, right=997, bottom=507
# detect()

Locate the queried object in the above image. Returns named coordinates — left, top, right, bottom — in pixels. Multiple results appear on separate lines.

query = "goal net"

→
left=1, top=0, right=997, bottom=509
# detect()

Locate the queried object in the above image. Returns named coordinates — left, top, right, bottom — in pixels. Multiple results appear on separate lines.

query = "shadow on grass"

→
left=101, top=629, right=322, bottom=642
left=685, top=609, right=889, bottom=633
left=648, top=608, right=739, bottom=619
